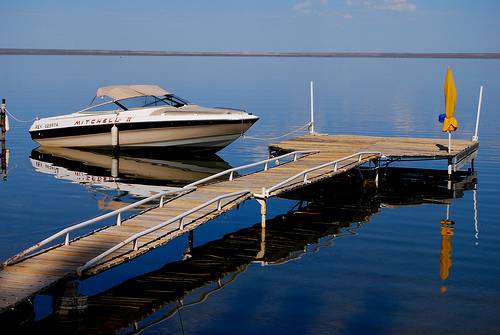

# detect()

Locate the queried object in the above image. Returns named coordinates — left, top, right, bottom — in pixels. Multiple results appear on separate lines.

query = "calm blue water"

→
left=1, top=56, right=500, bottom=334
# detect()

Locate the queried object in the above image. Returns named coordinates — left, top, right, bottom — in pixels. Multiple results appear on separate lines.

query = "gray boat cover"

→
left=96, top=85, right=171, bottom=100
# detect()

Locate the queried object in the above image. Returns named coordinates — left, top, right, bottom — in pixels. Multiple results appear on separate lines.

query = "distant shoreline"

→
left=1, top=48, right=499, bottom=59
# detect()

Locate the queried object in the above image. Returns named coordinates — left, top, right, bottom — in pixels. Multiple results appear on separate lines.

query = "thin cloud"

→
left=291, top=0, right=329, bottom=14
left=292, top=1, right=313, bottom=13
left=292, top=0, right=352, bottom=19
left=347, top=0, right=416, bottom=12
left=377, top=0, right=416, bottom=12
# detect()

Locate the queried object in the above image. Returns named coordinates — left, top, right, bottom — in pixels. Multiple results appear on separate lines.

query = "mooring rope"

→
left=243, top=122, right=311, bottom=141
left=5, top=108, right=37, bottom=123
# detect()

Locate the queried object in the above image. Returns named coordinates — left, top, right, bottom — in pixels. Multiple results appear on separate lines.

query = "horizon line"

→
left=1, top=48, right=500, bottom=59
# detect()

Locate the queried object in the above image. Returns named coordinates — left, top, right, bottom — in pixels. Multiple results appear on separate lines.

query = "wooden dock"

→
left=0, top=134, right=478, bottom=314
left=10, top=166, right=476, bottom=332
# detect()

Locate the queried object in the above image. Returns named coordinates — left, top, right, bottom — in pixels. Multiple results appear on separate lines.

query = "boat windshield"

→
left=118, top=94, right=189, bottom=110
left=80, top=94, right=190, bottom=113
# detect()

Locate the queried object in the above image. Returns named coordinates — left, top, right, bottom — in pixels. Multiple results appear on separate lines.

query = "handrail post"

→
left=179, top=217, right=184, bottom=230
left=217, top=199, right=222, bottom=211
left=334, top=162, right=338, bottom=172
left=159, top=195, right=164, bottom=208
left=293, top=153, right=298, bottom=161
left=358, top=154, right=362, bottom=162
left=65, top=233, right=70, bottom=246
left=116, top=212, right=121, bottom=226
left=264, top=162, right=268, bottom=171
left=229, top=171, right=234, bottom=181
left=303, top=173, right=308, bottom=184
left=133, top=239, right=138, bottom=251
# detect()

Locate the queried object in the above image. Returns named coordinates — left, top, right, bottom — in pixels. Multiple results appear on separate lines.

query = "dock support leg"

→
left=447, top=158, right=453, bottom=176
left=375, top=159, right=380, bottom=189
left=1, top=99, right=6, bottom=145
left=183, top=230, right=194, bottom=260
left=52, top=277, right=88, bottom=316
left=256, top=198, right=267, bottom=228
left=1, top=99, right=7, bottom=180
left=1, top=138, right=6, bottom=180
left=447, top=158, right=453, bottom=190
left=256, top=223, right=266, bottom=260
left=471, top=159, right=475, bottom=172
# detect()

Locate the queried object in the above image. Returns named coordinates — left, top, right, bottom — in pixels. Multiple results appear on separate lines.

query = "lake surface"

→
left=1, top=56, right=499, bottom=334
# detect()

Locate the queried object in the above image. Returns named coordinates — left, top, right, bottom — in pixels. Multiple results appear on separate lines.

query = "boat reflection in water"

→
left=30, top=147, right=233, bottom=209
left=8, top=167, right=476, bottom=334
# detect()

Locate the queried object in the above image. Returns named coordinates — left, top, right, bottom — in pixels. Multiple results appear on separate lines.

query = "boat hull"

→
left=30, top=119, right=256, bottom=151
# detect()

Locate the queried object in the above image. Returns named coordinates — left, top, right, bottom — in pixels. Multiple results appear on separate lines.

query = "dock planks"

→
left=0, top=134, right=478, bottom=313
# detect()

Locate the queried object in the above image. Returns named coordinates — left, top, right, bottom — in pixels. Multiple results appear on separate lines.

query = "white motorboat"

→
left=29, top=85, right=258, bottom=152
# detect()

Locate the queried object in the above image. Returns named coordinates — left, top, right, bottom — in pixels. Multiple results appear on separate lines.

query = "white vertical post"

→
left=472, top=85, right=483, bottom=142
left=309, top=81, right=315, bottom=134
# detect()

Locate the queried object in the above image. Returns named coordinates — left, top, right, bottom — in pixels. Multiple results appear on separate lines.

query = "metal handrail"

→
left=2, top=187, right=196, bottom=267
left=185, top=149, right=318, bottom=188
left=77, top=189, right=251, bottom=275
left=2, top=149, right=316, bottom=268
left=262, top=151, right=382, bottom=197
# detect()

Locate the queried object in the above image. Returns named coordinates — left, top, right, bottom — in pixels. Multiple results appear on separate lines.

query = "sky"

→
left=1, top=0, right=499, bottom=52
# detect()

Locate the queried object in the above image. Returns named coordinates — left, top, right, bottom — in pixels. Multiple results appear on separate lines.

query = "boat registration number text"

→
left=34, top=122, right=59, bottom=129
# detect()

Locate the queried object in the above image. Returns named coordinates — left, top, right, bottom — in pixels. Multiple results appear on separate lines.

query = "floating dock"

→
left=0, top=134, right=478, bottom=314
left=17, top=166, right=478, bottom=333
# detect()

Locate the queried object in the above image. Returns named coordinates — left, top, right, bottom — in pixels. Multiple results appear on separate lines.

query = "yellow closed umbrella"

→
left=440, top=67, right=458, bottom=154
left=442, top=67, right=458, bottom=132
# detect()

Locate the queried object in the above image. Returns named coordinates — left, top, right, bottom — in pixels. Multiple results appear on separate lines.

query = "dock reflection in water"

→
left=30, top=147, right=233, bottom=209
left=11, top=167, right=476, bottom=334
